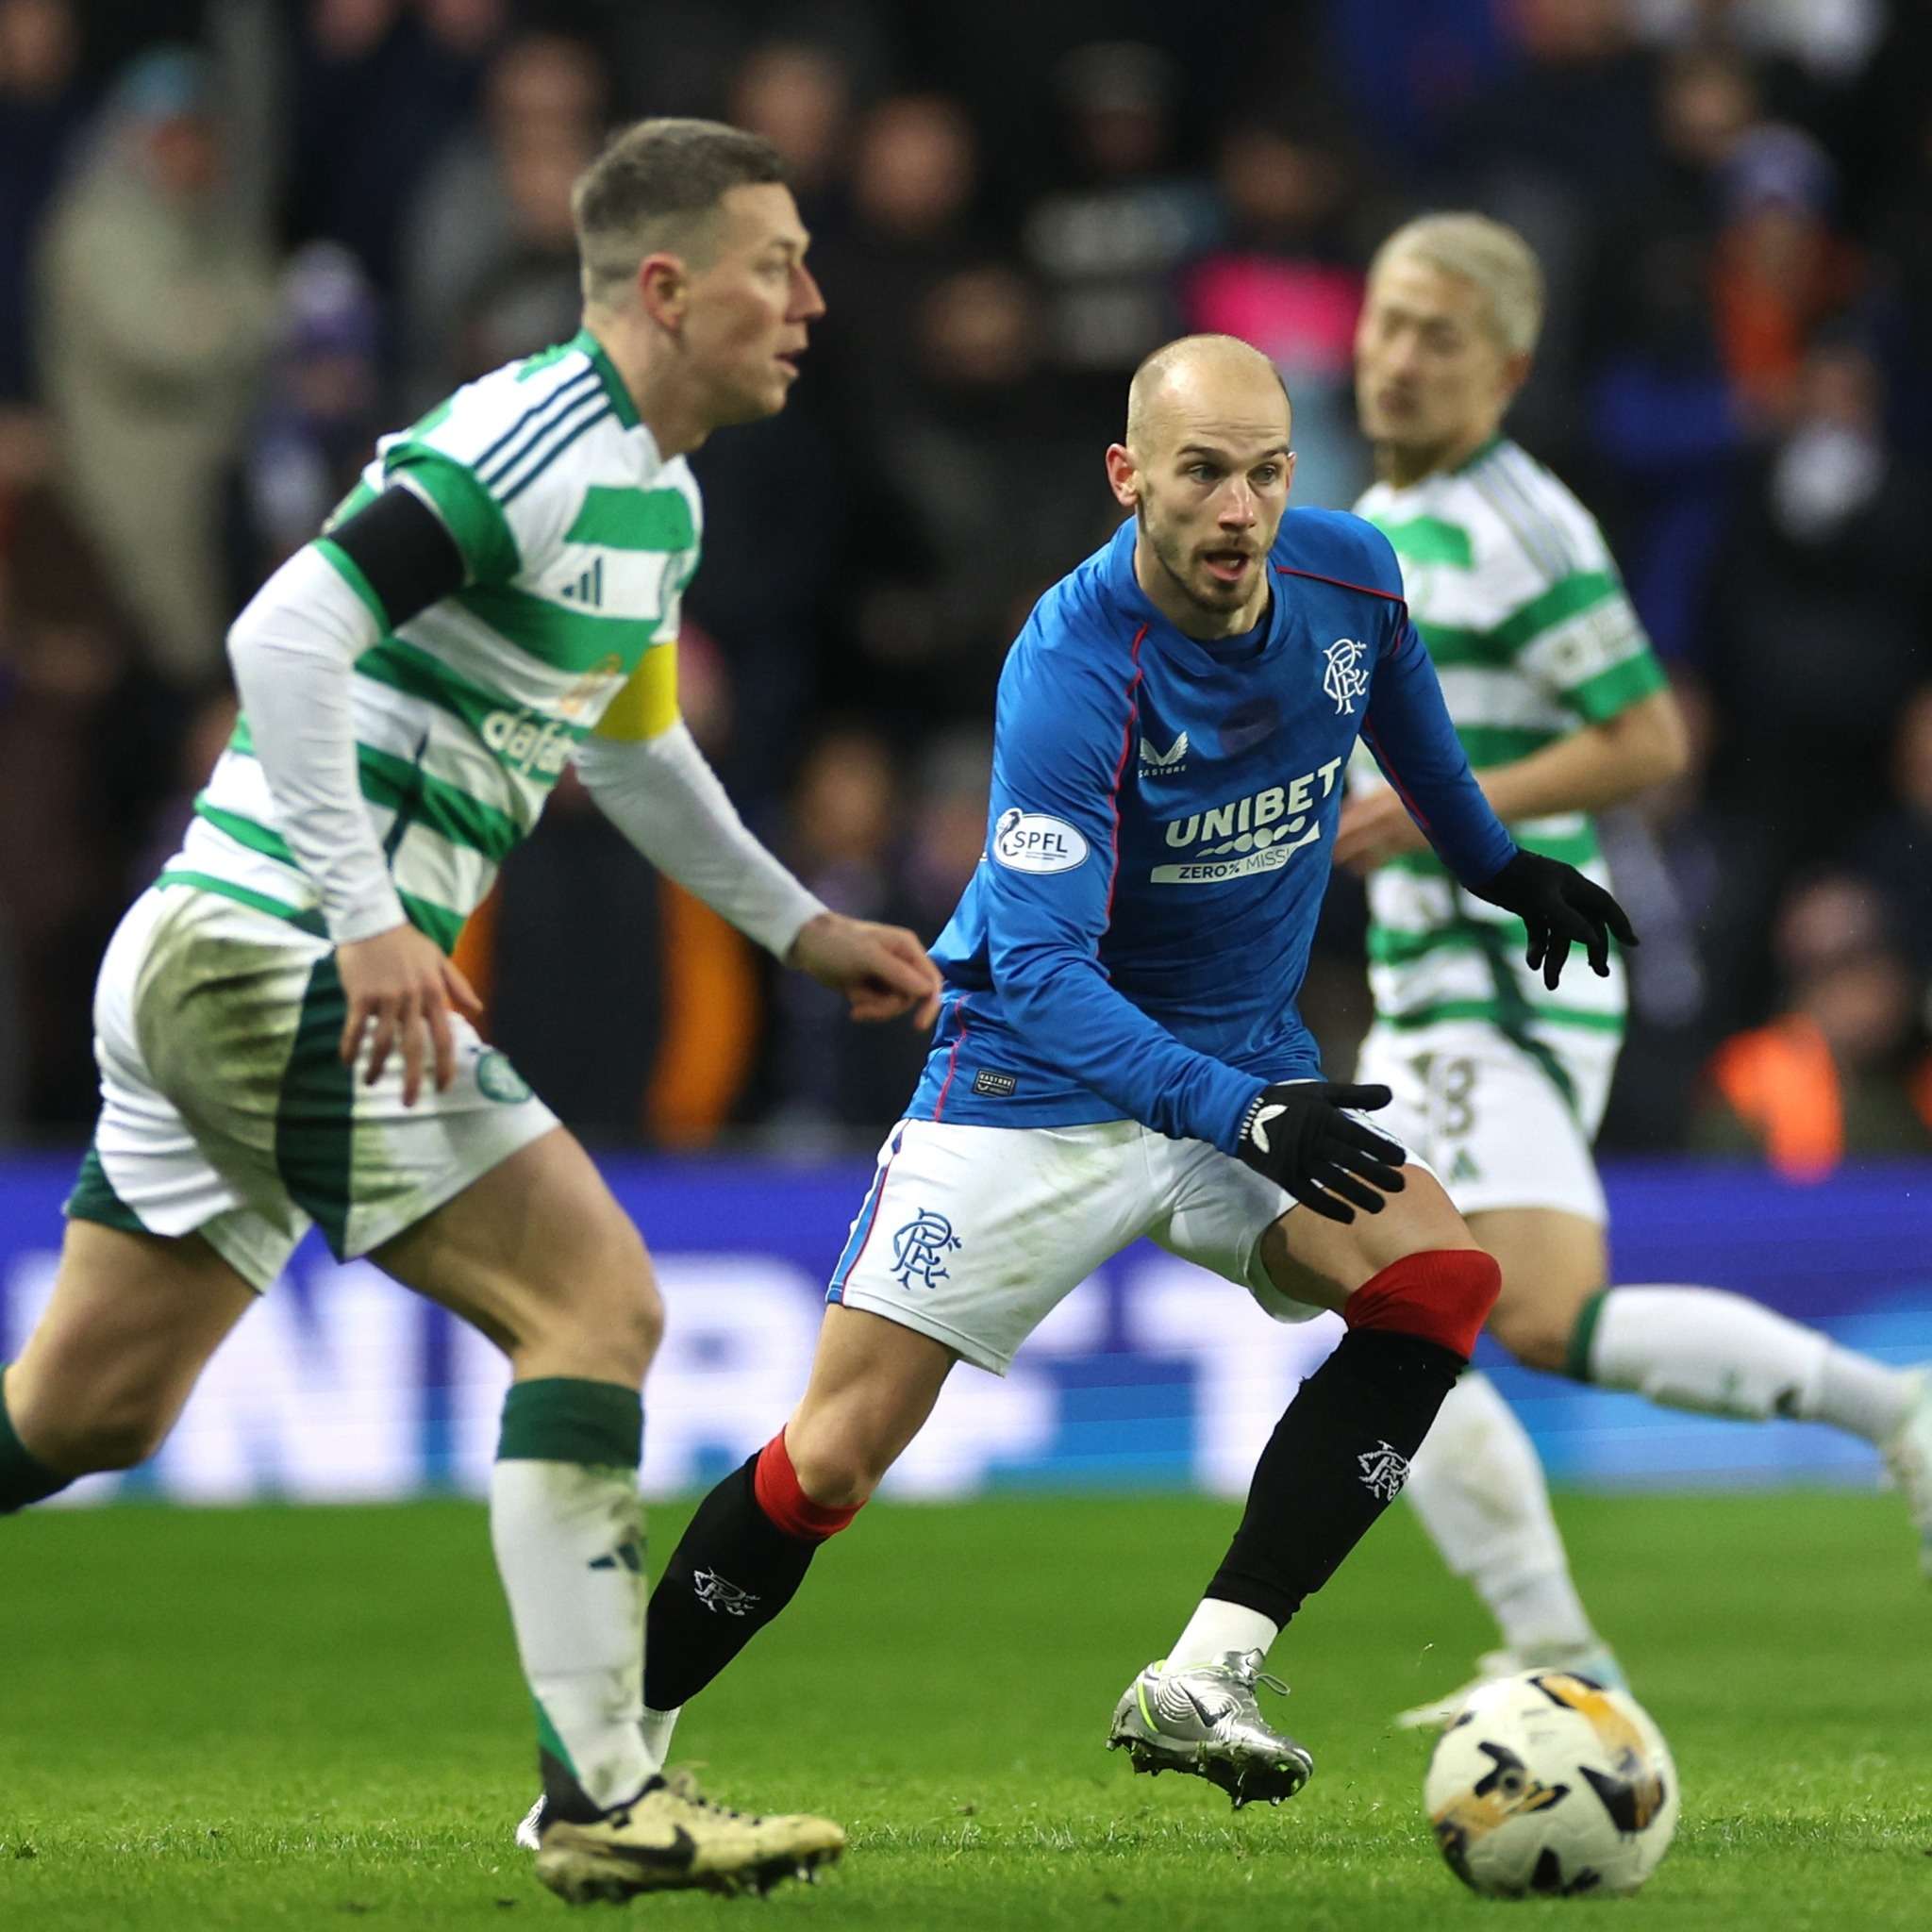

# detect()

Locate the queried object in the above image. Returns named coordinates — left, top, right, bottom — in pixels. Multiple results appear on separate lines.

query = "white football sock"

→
left=1167, top=1598, right=1279, bottom=1670
left=641, top=1704, right=681, bottom=1773
left=1587, top=1287, right=1914, bottom=1442
left=492, top=1381, right=654, bottom=1813
left=1404, top=1371, right=1598, bottom=1657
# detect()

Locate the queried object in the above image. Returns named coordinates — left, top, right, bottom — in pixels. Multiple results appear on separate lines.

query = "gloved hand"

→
left=1234, top=1081, right=1407, bottom=1224
left=1467, top=849, right=1639, bottom=991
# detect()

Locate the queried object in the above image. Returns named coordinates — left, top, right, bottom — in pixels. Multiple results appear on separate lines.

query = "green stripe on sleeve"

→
left=1491, top=570, right=1621, bottom=655
left=564, top=485, right=695, bottom=552
left=1374, top=514, right=1474, bottom=569
left=385, top=444, right=522, bottom=585
left=312, top=537, right=389, bottom=628
left=1565, top=649, right=1668, bottom=723
left=1454, top=723, right=1565, bottom=768
left=1415, top=621, right=1516, bottom=671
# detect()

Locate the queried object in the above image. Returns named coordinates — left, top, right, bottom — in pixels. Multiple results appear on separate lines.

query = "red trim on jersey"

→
left=1274, top=562, right=1407, bottom=608
left=1362, top=721, right=1435, bottom=836
left=932, top=998, right=972, bottom=1121
left=1276, top=562, right=1417, bottom=658
left=1105, top=625, right=1150, bottom=921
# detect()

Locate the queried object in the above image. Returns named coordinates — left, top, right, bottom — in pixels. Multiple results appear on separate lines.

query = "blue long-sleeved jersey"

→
left=908, top=508, right=1517, bottom=1152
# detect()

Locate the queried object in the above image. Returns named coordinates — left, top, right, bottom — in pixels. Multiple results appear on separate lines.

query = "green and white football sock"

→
left=1404, top=1371, right=1598, bottom=1656
left=0, top=1368, right=70, bottom=1514
left=491, top=1377, right=655, bottom=1819
left=1576, top=1287, right=1915, bottom=1442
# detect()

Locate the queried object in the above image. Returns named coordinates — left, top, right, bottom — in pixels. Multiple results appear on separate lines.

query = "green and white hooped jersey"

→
left=167, top=327, right=701, bottom=951
left=1352, top=437, right=1665, bottom=1049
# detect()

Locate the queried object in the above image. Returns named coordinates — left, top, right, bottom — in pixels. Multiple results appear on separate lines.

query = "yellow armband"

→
left=594, top=640, right=679, bottom=742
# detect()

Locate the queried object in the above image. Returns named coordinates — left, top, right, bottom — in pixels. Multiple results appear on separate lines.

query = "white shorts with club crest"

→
left=66, top=885, right=558, bottom=1290
left=825, top=1111, right=1421, bottom=1375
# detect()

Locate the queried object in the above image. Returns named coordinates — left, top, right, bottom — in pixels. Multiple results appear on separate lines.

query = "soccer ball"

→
left=1423, top=1671, right=1679, bottom=1897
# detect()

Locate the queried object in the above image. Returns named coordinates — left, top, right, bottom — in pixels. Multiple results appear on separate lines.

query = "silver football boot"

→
left=1107, top=1649, right=1313, bottom=1808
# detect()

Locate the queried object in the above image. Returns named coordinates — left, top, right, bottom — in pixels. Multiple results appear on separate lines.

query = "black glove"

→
left=1467, top=849, right=1639, bottom=991
left=1234, top=1081, right=1407, bottom=1224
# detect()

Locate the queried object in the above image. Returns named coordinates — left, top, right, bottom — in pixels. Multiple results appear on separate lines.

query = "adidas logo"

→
left=559, top=558, right=605, bottom=606
left=1139, top=731, right=1189, bottom=776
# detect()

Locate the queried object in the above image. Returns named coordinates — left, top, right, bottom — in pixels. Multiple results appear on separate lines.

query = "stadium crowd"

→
left=0, top=0, right=1926, bottom=1167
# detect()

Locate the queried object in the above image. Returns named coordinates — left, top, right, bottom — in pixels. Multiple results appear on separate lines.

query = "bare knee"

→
left=15, top=1385, right=173, bottom=1475
left=783, top=1409, right=895, bottom=1511
left=1488, top=1291, right=1582, bottom=1374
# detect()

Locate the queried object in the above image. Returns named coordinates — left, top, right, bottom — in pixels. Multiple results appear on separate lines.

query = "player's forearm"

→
left=1478, top=695, right=1690, bottom=822
left=575, top=724, right=826, bottom=959
left=225, top=546, right=408, bottom=944
left=992, top=941, right=1257, bottom=1151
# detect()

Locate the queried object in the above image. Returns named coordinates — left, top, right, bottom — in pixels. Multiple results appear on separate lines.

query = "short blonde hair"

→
left=1370, top=213, right=1545, bottom=358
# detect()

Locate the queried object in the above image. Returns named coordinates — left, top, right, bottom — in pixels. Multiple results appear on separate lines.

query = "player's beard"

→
left=1138, top=505, right=1253, bottom=625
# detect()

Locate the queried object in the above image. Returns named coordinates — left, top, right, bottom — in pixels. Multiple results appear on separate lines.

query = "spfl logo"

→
left=891, top=1209, right=961, bottom=1289
left=1357, top=1440, right=1411, bottom=1501
left=1323, top=637, right=1370, bottom=714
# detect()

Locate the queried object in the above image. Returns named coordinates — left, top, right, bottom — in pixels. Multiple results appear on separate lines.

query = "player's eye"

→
left=1189, top=464, right=1220, bottom=482
left=1253, top=465, right=1281, bottom=485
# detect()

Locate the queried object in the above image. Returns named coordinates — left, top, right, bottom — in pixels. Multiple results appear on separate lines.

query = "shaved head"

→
left=1107, top=333, right=1296, bottom=638
left=1125, top=334, right=1291, bottom=454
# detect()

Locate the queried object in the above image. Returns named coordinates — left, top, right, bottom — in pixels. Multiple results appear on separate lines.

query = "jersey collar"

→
left=571, top=325, right=643, bottom=433
left=1103, top=518, right=1285, bottom=672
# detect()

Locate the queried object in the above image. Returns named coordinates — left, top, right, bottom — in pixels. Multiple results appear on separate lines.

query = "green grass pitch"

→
left=2, top=1489, right=1928, bottom=1928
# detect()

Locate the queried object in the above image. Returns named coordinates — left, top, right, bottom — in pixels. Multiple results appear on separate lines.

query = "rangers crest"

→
left=1357, top=1440, right=1411, bottom=1501
left=1323, top=637, right=1370, bottom=714
left=692, top=1568, right=761, bottom=1616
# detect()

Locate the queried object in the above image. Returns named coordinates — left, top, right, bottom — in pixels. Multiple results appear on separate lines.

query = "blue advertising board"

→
left=1, top=1155, right=1928, bottom=1506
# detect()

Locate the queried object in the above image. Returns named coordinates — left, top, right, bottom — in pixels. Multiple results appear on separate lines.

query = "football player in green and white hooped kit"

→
left=0, top=117, right=945, bottom=1902
left=1336, top=211, right=1932, bottom=1724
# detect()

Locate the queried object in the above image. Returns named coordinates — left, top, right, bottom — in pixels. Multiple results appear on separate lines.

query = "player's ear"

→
left=1499, top=348, right=1532, bottom=407
left=636, top=252, right=688, bottom=332
left=1105, top=442, right=1140, bottom=510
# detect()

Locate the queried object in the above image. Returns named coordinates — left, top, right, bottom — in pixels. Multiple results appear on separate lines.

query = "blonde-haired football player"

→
left=1341, top=211, right=1932, bottom=1723
left=0, top=117, right=942, bottom=1902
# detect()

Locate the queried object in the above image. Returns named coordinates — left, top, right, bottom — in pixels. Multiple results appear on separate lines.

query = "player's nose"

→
left=1218, top=483, right=1257, bottom=527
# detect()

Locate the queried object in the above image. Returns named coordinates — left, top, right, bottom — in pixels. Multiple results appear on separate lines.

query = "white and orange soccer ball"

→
left=1423, top=1670, right=1679, bottom=1898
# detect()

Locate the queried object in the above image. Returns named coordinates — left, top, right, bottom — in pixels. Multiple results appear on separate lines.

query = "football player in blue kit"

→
left=618, top=334, right=1635, bottom=1812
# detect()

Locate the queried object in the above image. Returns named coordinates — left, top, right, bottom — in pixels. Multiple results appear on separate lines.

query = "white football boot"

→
left=1880, top=1368, right=1932, bottom=1577
left=1392, top=1641, right=1626, bottom=1732
left=1107, top=1650, right=1313, bottom=1808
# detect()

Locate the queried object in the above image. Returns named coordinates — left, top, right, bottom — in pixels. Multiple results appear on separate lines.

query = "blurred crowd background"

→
left=0, top=0, right=1927, bottom=1173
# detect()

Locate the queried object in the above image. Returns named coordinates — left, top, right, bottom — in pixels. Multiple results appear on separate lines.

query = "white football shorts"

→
left=66, top=885, right=558, bottom=1290
left=825, top=1109, right=1424, bottom=1375
left=1354, top=1018, right=1618, bottom=1226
